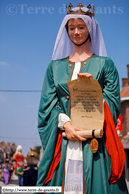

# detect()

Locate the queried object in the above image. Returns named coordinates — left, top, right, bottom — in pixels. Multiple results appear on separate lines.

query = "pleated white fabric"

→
left=58, top=62, right=83, bottom=194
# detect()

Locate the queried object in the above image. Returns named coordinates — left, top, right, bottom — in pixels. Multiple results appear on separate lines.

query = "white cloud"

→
left=0, top=61, right=9, bottom=66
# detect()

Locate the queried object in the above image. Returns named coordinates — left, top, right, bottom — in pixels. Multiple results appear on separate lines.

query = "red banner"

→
left=116, top=116, right=122, bottom=131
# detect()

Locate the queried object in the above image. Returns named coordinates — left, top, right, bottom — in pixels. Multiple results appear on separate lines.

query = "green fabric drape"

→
left=36, top=55, right=127, bottom=194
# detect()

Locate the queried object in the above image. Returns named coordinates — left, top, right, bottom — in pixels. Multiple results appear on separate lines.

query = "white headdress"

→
left=52, top=6, right=107, bottom=60
left=16, top=145, right=22, bottom=153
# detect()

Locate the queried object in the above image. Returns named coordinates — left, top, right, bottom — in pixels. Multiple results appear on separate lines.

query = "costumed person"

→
left=2, top=163, right=10, bottom=185
left=23, top=148, right=39, bottom=186
left=13, top=145, right=25, bottom=175
left=36, top=3, right=128, bottom=194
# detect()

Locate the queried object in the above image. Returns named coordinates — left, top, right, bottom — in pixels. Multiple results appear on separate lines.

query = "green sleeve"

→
left=103, top=58, right=120, bottom=126
left=37, top=61, right=64, bottom=186
left=38, top=61, right=63, bottom=151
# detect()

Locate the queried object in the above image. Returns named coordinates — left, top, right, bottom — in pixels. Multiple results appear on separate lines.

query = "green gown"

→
left=36, top=55, right=128, bottom=194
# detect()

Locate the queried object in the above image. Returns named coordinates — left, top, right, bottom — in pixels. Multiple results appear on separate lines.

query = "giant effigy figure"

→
left=13, top=145, right=24, bottom=175
left=36, top=3, right=128, bottom=194
left=23, top=148, right=39, bottom=186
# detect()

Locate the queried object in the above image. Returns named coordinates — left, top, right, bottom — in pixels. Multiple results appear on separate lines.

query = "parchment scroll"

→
left=62, top=79, right=104, bottom=138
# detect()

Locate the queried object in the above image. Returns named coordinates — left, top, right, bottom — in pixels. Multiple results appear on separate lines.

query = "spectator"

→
left=2, top=163, right=10, bottom=185
left=17, top=163, right=23, bottom=186
left=0, top=163, right=3, bottom=181
left=8, top=161, right=14, bottom=181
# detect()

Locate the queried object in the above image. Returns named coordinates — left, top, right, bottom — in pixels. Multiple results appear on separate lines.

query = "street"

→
left=0, top=173, right=18, bottom=187
left=0, top=173, right=32, bottom=194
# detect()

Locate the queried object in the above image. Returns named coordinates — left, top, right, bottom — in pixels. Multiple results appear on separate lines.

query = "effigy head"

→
left=16, top=145, right=22, bottom=155
left=26, top=148, right=39, bottom=165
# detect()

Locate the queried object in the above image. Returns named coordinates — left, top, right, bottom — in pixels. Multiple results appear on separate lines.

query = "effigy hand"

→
left=63, top=121, right=87, bottom=141
left=77, top=73, right=93, bottom=79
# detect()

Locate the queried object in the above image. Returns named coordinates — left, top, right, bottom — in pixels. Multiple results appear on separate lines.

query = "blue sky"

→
left=0, top=0, right=129, bottom=156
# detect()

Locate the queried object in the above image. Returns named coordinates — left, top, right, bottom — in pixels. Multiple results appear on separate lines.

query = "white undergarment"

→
left=58, top=62, right=83, bottom=194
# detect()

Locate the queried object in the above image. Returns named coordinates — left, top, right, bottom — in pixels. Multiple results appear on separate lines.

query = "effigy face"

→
left=26, top=148, right=39, bottom=165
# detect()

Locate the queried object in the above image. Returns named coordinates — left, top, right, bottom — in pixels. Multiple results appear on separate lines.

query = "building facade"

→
left=120, top=64, right=129, bottom=181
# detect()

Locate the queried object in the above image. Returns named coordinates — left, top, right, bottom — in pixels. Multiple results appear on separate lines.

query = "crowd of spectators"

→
left=0, top=159, right=38, bottom=186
